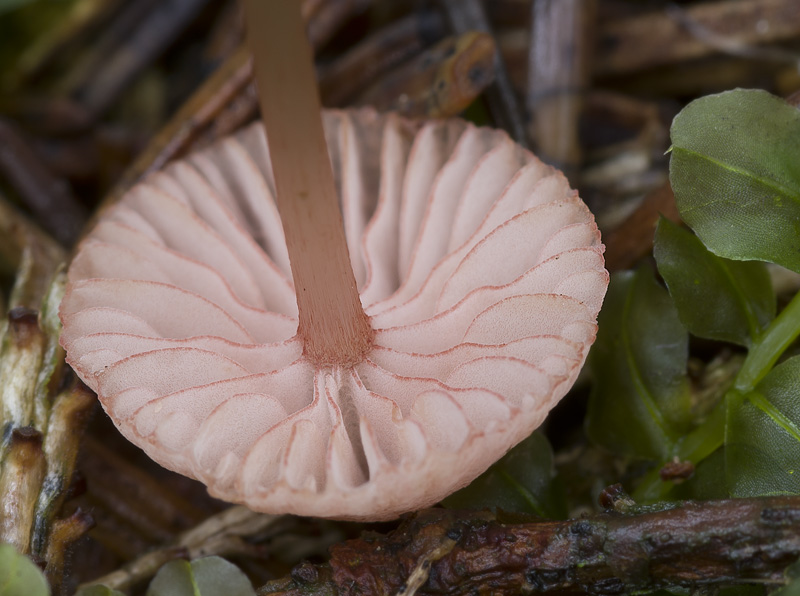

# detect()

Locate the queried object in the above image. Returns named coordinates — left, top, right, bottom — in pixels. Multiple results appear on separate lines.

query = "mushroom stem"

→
left=244, top=0, right=373, bottom=367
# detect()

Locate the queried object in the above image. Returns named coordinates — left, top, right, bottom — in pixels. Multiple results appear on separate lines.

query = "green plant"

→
left=588, top=88, right=800, bottom=501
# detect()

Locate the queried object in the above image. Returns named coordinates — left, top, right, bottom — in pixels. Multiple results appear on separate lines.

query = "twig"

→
left=527, top=0, right=595, bottom=180
left=0, top=428, right=46, bottom=554
left=7, top=0, right=124, bottom=91
left=497, top=0, right=800, bottom=94
left=0, top=96, right=92, bottom=136
left=0, top=308, right=46, bottom=438
left=31, top=268, right=66, bottom=432
left=306, top=0, right=375, bottom=50
left=203, top=0, right=245, bottom=65
left=596, top=0, right=800, bottom=77
left=64, top=0, right=212, bottom=117
left=95, top=0, right=364, bottom=216
left=665, top=2, right=800, bottom=66
left=258, top=497, right=800, bottom=594
left=57, top=0, right=159, bottom=97
left=318, top=11, right=447, bottom=107
left=484, top=0, right=530, bottom=29
left=0, top=196, right=65, bottom=315
left=96, top=45, right=254, bottom=216
left=355, top=31, right=497, bottom=118
left=32, top=383, right=96, bottom=558
left=0, top=118, right=88, bottom=246
left=439, top=0, right=529, bottom=146
left=79, top=506, right=281, bottom=592
left=0, top=262, right=90, bottom=591
left=42, top=509, right=94, bottom=586
left=79, top=436, right=213, bottom=554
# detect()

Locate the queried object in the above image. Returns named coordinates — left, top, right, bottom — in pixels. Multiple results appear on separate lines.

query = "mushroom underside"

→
left=60, top=109, right=608, bottom=520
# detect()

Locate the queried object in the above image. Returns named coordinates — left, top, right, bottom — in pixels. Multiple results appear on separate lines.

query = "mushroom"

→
left=59, top=1, right=608, bottom=521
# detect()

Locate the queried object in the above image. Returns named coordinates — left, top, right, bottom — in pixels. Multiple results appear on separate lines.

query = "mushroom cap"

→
left=60, top=109, right=608, bottom=521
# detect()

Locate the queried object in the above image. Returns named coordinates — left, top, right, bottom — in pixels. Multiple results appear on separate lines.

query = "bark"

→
left=259, top=497, right=800, bottom=595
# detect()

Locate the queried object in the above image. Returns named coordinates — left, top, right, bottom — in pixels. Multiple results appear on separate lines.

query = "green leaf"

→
left=772, top=559, right=800, bottom=596
left=75, top=586, right=125, bottom=596
left=587, top=269, right=691, bottom=460
left=669, top=89, right=800, bottom=273
left=726, top=356, right=800, bottom=497
left=654, top=217, right=775, bottom=347
left=442, top=432, right=566, bottom=518
left=0, top=544, right=49, bottom=596
left=146, top=557, right=255, bottom=596
left=672, top=448, right=729, bottom=501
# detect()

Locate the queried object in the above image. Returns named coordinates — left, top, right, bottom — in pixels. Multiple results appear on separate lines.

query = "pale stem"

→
left=243, top=0, right=373, bottom=367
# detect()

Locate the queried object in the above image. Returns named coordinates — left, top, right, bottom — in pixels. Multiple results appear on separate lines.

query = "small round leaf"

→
left=0, top=544, right=49, bottom=596
left=670, top=89, right=800, bottom=272
left=146, top=557, right=255, bottom=596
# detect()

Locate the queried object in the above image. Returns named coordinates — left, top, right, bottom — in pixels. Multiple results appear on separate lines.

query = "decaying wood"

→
left=259, top=497, right=800, bottom=595
left=41, top=508, right=94, bottom=586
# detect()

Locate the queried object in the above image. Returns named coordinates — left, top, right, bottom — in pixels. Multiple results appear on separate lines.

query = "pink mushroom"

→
left=59, top=2, right=608, bottom=521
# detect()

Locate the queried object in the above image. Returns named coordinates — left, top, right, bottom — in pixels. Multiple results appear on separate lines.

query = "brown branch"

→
left=8, top=0, right=125, bottom=91
left=306, top=0, right=375, bottom=50
left=79, top=435, right=213, bottom=555
left=355, top=31, right=497, bottom=118
left=521, top=0, right=800, bottom=78
left=95, top=0, right=374, bottom=220
left=318, top=11, right=447, bottom=107
left=595, top=0, right=800, bottom=78
left=258, top=497, right=800, bottom=595
left=80, top=506, right=280, bottom=593
left=0, top=428, right=46, bottom=554
left=0, top=118, right=88, bottom=246
left=440, top=0, right=529, bottom=147
left=64, top=0, right=212, bottom=117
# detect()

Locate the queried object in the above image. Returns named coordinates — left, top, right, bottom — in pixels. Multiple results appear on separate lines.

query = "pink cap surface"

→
left=60, top=109, right=608, bottom=520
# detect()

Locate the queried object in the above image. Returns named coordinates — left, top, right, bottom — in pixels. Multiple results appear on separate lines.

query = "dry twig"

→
left=259, top=497, right=800, bottom=595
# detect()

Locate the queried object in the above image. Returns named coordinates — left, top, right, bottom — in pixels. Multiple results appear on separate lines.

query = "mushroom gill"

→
left=60, top=108, right=608, bottom=520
